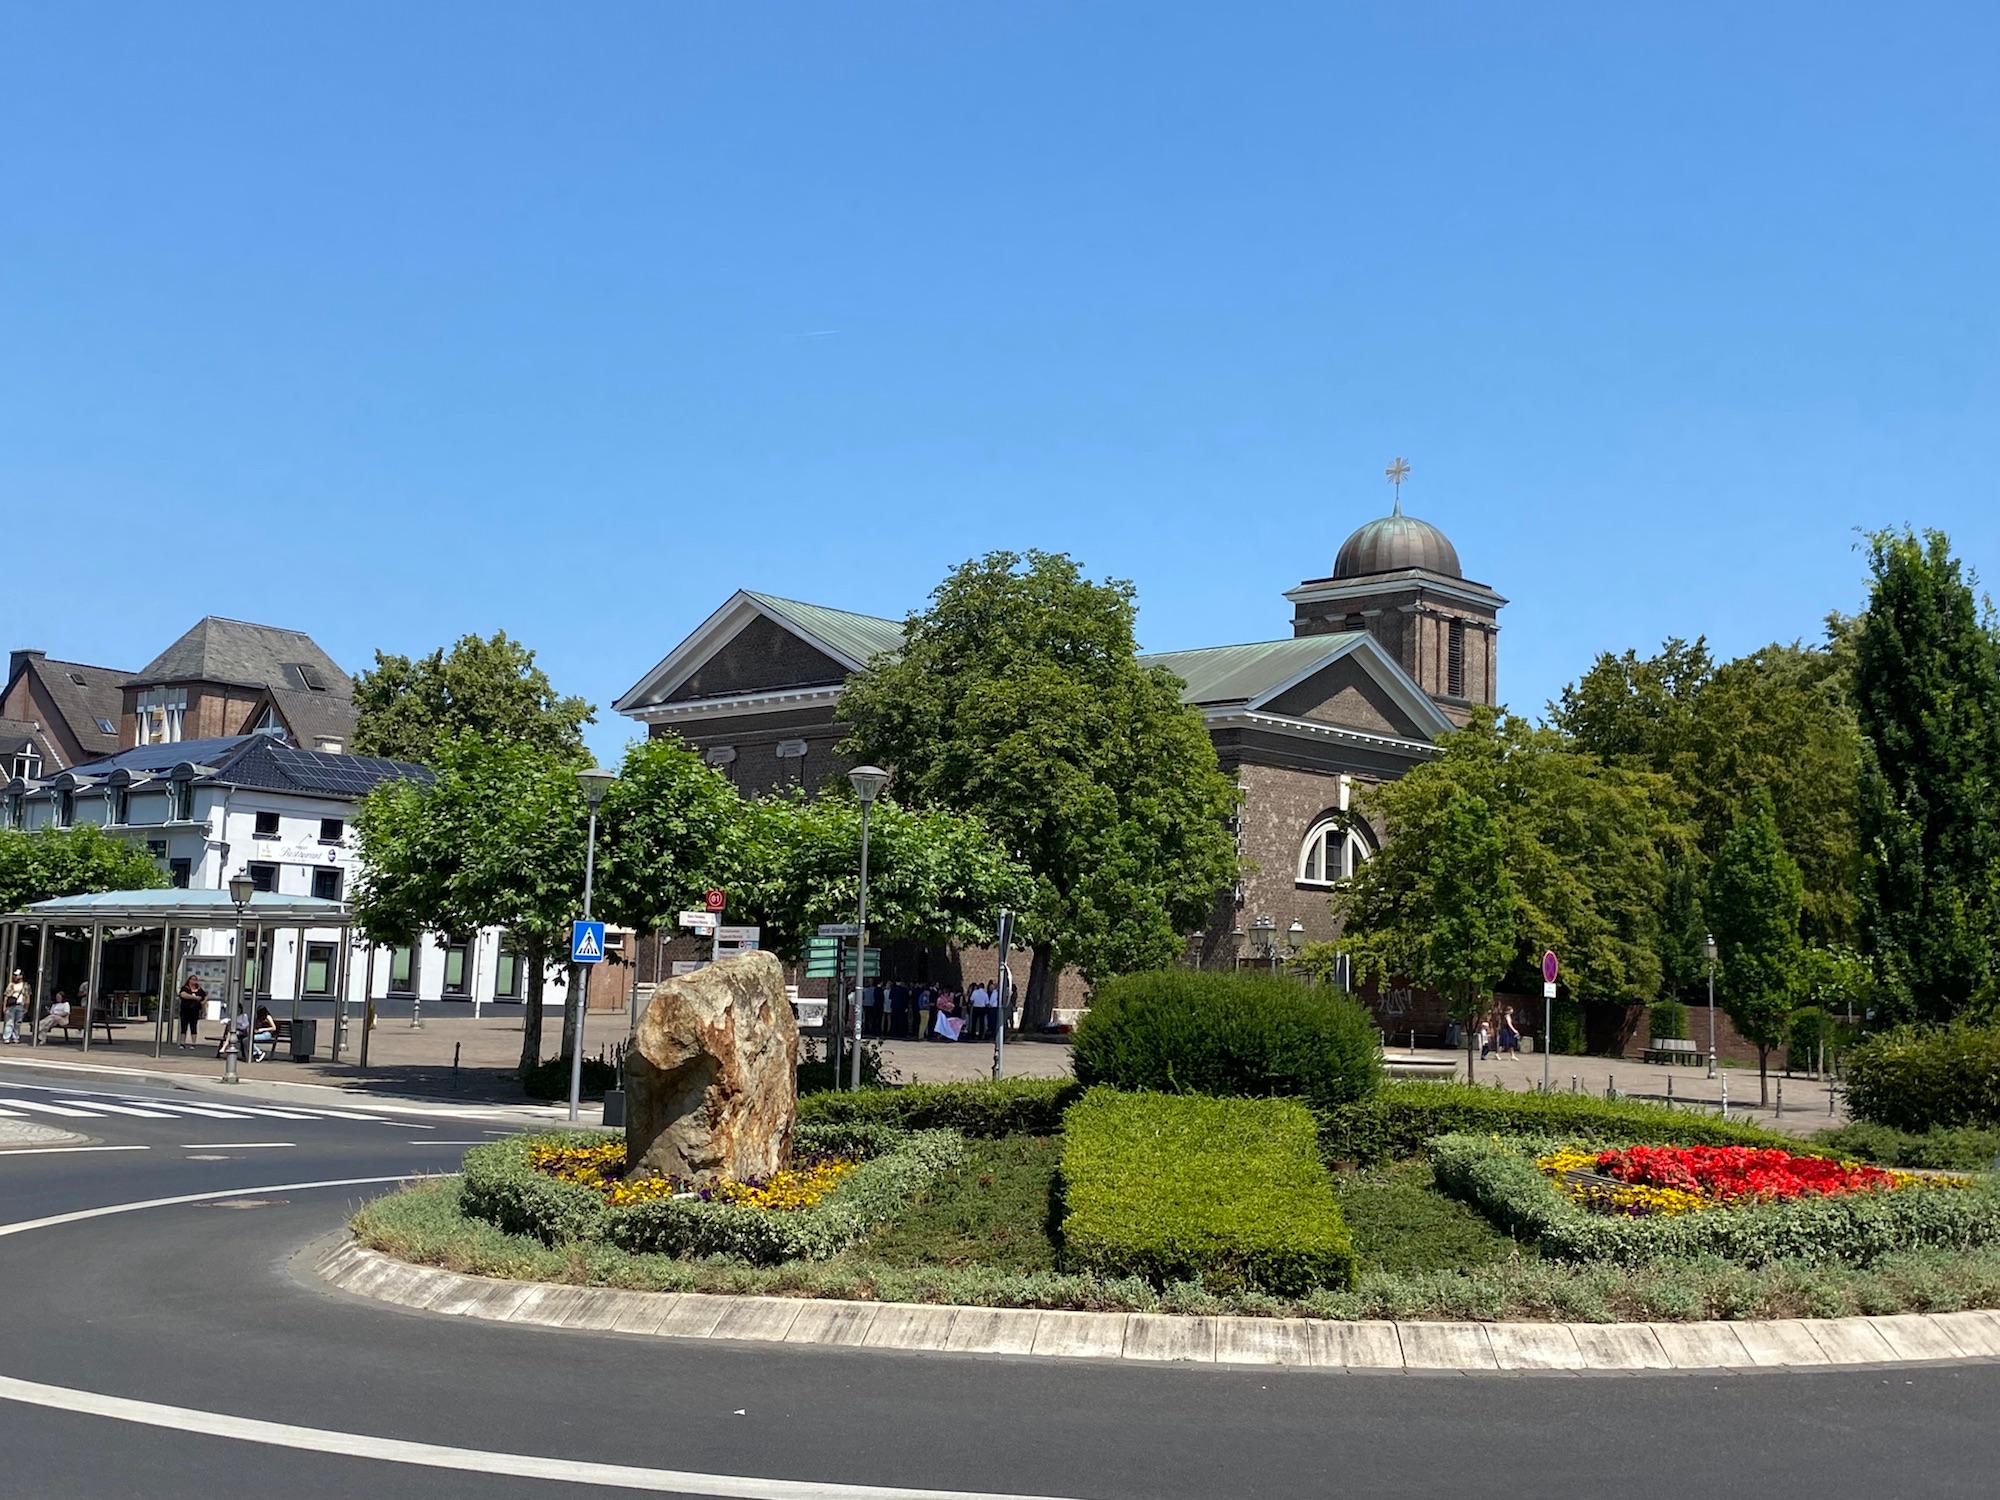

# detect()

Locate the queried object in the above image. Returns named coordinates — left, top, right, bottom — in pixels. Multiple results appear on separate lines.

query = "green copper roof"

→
left=745, top=592, right=906, bottom=668
left=1139, top=634, right=1368, bottom=706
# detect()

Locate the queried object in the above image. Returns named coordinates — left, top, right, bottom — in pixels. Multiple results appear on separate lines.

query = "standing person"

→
left=932, top=988, right=958, bottom=1040
left=1498, top=1006, right=1521, bottom=1058
left=862, top=980, right=885, bottom=1038
left=175, top=974, right=207, bottom=1050
left=887, top=980, right=911, bottom=1040
left=913, top=984, right=934, bottom=1042
left=2, top=969, right=27, bottom=1044
left=1476, top=1015, right=1494, bottom=1061
left=964, top=981, right=987, bottom=1041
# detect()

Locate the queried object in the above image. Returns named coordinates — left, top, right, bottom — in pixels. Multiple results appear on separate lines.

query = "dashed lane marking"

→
left=0, top=1145, right=150, bottom=1156
left=180, top=1142, right=294, bottom=1150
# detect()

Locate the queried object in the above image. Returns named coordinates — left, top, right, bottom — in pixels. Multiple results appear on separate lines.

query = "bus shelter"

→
left=0, top=889, right=354, bottom=1065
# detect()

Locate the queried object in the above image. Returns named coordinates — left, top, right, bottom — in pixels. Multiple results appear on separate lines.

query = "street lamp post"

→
left=1285, top=920, right=1305, bottom=973
left=847, top=765, right=889, bottom=1092
left=1249, top=916, right=1274, bottom=971
left=224, top=871, right=253, bottom=1083
left=1705, top=932, right=1719, bottom=1080
left=567, top=766, right=618, bottom=1124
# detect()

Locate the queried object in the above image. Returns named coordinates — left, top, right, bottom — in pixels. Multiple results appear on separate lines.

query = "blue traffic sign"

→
left=571, top=920, right=606, bottom=964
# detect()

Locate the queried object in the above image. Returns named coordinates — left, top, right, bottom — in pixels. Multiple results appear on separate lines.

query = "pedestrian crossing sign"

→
left=571, top=920, right=606, bottom=964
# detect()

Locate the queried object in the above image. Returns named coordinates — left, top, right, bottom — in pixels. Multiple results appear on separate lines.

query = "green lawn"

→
left=850, top=1134, right=1060, bottom=1273
left=1333, top=1157, right=1519, bottom=1273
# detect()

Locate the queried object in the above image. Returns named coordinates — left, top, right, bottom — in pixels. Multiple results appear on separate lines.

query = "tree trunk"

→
left=1758, top=1045, right=1769, bottom=1108
left=1466, top=1016, right=1476, bottom=1084
left=1020, top=943, right=1056, bottom=1032
left=519, top=937, right=546, bottom=1073
left=559, top=963, right=581, bottom=1060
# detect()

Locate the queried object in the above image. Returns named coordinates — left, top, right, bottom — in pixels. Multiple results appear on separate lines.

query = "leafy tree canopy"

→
left=838, top=550, right=1240, bottom=1022
left=723, top=790, right=1030, bottom=962
left=1340, top=709, right=1685, bottom=1004
left=352, top=631, right=594, bottom=765
left=1708, top=792, right=1805, bottom=1103
left=0, top=826, right=170, bottom=912
left=1853, top=528, right=2000, bottom=1021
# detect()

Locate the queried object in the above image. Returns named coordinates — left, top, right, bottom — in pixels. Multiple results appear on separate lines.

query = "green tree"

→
left=355, top=735, right=742, bottom=1073
left=354, top=737, right=585, bottom=1072
left=1341, top=709, right=1683, bottom=1014
left=724, top=790, right=1029, bottom=961
left=1708, top=794, right=1804, bottom=1105
left=352, top=632, right=594, bottom=765
left=1853, top=528, right=2000, bottom=1021
left=838, top=551, right=1240, bottom=1026
left=0, top=826, right=170, bottom=911
left=1342, top=790, right=1515, bottom=1080
left=1552, top=635, right=1863, bottom=948
left=1797, top=943, right=1870, bottom=1024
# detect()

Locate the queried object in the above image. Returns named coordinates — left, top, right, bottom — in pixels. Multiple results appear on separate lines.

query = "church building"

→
left=615, top=485, right=1503, bottom=994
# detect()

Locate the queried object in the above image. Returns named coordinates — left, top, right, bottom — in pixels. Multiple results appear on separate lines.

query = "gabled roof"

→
left=615, top=590, right=905, bottom=713
left=0, top=718, right=43, bottom=759
left=5, top=655, right=130, bottom=763
left=133, top=617, right=353, bottom=696
left=248, top=686, right=361, bottom=750
left=1141, top=633, right=1455, bottom=740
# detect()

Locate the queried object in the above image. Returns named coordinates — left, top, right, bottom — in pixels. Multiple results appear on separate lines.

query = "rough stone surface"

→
left=626, top=949, right=799, bottom=1182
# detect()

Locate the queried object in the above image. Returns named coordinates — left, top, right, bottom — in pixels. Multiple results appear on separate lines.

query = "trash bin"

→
left=289, top=1018, right=318, bottom=1062
left=601, top=1089, right=627, bottom=1128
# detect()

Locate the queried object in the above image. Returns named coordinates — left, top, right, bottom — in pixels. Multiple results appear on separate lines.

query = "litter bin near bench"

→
left=289, top=1017, right=318, bottom=1061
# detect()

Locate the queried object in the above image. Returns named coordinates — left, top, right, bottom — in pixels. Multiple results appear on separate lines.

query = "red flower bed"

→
left=1592, top=1145, right=1901, bottom=1204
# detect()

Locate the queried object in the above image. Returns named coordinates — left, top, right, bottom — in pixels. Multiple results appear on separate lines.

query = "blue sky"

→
left=4, top=3, right=1994, bottom=764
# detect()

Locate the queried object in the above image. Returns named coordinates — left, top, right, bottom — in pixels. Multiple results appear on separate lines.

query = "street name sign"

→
left=817, top=923, right=860, bottom=938
left=678, top=910, right=718, bottom=932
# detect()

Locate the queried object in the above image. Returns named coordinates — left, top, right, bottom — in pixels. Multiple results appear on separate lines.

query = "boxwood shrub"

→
left=1843, top=1024, right=2000, bottom=1132
left=460, top=1122, right=963, bottom=1263
left=1057, top=1088, right=1357, bottom=1295
left=1430, top=1132, right=2000, bottom=1267
left=1811, top=1121, right=2000, bottom=1172
left=1318, top=1080, right=1788, bottom=1164
left=1072, top=969, right=1381, bottom=1112
left=798, top=1076, right=1081, bottom=1136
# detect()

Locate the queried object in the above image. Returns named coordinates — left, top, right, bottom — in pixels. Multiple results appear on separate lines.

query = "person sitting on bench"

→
left=250, top=1006, right=277, bottom=1062
left=34, top=991, right=72, bottom=1041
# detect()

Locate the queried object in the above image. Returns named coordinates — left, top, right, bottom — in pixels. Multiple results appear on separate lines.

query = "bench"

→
left=43, top=1011, right=119, bottom=1045
left=1642, top=1038, right=1704, bottom=1066
left=213, top=1016, right=295, bottom=1060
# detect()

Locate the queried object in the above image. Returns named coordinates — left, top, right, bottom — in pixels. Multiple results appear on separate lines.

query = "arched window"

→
left=1298, top=815, right=1374, bottom=886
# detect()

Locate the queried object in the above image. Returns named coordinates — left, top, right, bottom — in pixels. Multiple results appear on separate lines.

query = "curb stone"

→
left=317, top=1239, right=2000, bottom=1374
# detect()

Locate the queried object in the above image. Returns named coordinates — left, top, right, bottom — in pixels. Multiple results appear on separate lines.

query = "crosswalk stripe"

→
left=146, top=1104, right=257, bottom=1119
left=7, top=1101, right=97, bottom=1118
left=222, top=1107, right=322, bottom=1120
left=0, top=1107, right=25, bottom=1118
left=51, top=1101, right=176, bottom=1118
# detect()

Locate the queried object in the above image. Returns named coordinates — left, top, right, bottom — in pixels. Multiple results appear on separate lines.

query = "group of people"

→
left=857, top=979, right=1007, bottom=1042
left=1476, top=1006, right=1523, bottom=1060
left=0, top=968, right=270, bottom=1059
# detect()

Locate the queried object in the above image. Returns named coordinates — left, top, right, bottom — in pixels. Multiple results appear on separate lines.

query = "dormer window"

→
left=136, top=687, right=187, bottom=745
left=168, top=776, right=195, bottom=823
left=109, top=786, right=130, bottom=824
left=55, top=789, right=74, bottom=828
left=10, top=750, right=38, bottom=781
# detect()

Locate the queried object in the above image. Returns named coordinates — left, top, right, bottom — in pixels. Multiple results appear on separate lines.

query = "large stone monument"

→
left=625, top=949, right=800, bottom=1182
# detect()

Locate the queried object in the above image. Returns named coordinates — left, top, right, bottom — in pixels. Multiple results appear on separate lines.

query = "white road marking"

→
left=0, top=1372, right=1082, bottom=1499
left=52, top=1101, right=176, bottom=1118
left=7, top=1100, right=97, bottom=1118
left=411, top=1139, right=491, bottom=1146
left=0, top=1107, right=25, bottom=1117
left=0, top=1176, right=1081, bottom=1497
left=0, top=1145, right=150, bottom=1156
left=181, top=1142, right=294, bottom=1150
left=152, top=1104, right=258, bottom=1119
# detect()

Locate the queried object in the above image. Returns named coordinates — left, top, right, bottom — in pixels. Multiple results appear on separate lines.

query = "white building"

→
left=0, top=732, right=573, bottom=1014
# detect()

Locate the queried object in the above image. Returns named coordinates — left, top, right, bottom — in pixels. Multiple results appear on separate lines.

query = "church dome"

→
left=1332, top=508, right=1462, bottom=579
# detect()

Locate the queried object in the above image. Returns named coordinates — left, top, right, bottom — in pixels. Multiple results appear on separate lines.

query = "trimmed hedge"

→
left=1811, top=1122, right=2000, bottom=1172
left=1844, top=1024, right=2000, bottom=1132
left=1648, top=1000, right=1688, bottom=1044
left=519, top=1056, right=618, bottom=1101
left=1318, top=1080, right=1789, bottom=1164
left=1430, top=1132, right=2000, bottom=1268
left=798, top=1077, right=1082, bottom=1137
left=460, top=1123, right=963, bottom=1263
left=1058, top=1088, right=1357, bottom=1295
left=1073, top=969, right=1381, bottom=1112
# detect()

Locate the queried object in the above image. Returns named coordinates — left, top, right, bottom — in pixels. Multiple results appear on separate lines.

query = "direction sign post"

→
left=993, top=909, right=1015, bottom=1082
left=1540, top=950, right=1559, bottom=1092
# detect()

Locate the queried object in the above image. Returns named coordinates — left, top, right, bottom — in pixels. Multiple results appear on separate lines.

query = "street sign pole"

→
left=830, top=934, right=846, bottom=1089
left=993, top=909, right=1015, bottom=1082
left=567, top=802, right=602, bottom=1124
left=1541, top=950, right=1559, bottom=1093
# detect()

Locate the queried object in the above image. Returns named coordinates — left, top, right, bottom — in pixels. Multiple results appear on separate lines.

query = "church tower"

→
left=1284, top=467, right=1505, bottom=726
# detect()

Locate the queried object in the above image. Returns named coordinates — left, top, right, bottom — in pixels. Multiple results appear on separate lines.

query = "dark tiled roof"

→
left=257, top=687, right=361, bottom=750
left=210, top=737, right=429, bottom=797
left=0, top=718, right=43, bottom=759
left=68, top=736, right=252, bottom=777
left=134, top=617, right=353, bottom=696
left=18, top=657, right=130, bottom=761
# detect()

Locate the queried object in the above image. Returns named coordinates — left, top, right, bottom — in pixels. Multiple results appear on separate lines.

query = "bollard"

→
left=1571, top=1075, right=1579, bottom=1095
left=1667, top=1075, right=1674, bottom=1105
left=452, top=1041, right=461, bottom=1091
left=1410, top=1028, right=1416, bottom=1055
left=1776, top=1079, right=1783, bottom=1117
left=1721, top=1074, right=1729, bottom=1121
left=1606, top=1074, right=1614, bottom=1101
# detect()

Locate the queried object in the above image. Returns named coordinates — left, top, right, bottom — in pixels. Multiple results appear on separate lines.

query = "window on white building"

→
left=1298, top=817, right=1374, bottom=887
left=388, top=946, right=415, bottom=994
left=248, top=861, right=279, bottom=894
left=311, top=867, right=343, bottom=901
left=168, top=858, right=191, bottom=889
left=319, top=817, right=344, bottom=843
left=304, top=943, right=336, bottom=995
left=11, top=750, right=39, bottom=781
left=169, top=778, right=195, bottom=822
left=109, top=786, right=130, bottom=824
left=254, top=811, right=281, bottom=839
left=494, top=947, right=523, bottom=999
left=55, top=790, right=74, bottom=828
left=442, top=941, right=471, bottom=997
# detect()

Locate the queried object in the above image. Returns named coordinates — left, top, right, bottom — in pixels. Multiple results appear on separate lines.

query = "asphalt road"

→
left=1, top=1064, right=1997, bottom=1499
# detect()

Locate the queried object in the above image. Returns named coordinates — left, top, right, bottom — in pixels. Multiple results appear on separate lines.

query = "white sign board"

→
left=1542, top=981, right=1558, bottom=999
left=715, top=926, right=761, bottom=945
left=671, top=960, right=709, bottom=977
left=678, top=911, right=719, bottom=932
